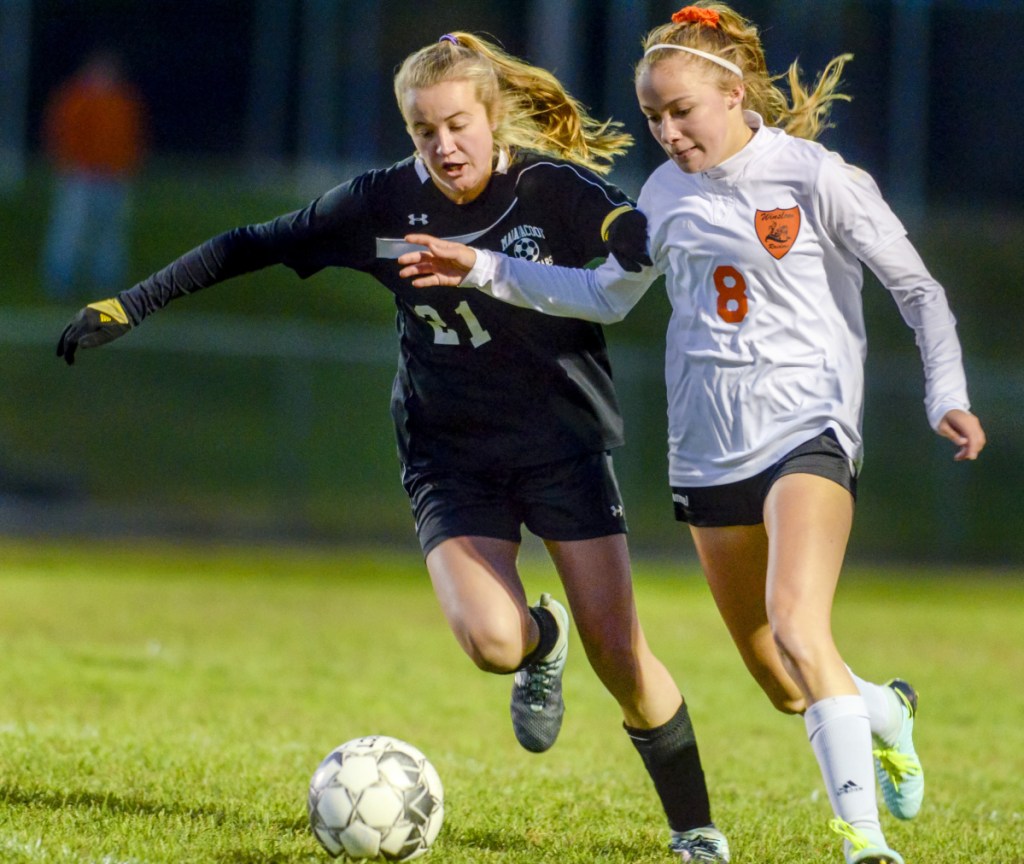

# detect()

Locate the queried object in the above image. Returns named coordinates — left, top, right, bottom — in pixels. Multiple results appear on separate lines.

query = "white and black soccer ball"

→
left=511, top=236, right=540, bottom=261
left=308, top=736, right=444, bottom=861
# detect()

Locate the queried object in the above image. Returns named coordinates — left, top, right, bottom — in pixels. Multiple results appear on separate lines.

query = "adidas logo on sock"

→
left=836, top=779, right=863, bottom=796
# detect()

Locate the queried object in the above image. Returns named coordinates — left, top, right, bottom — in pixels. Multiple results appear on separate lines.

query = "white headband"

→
left=643, top=43, right=743, bottom=80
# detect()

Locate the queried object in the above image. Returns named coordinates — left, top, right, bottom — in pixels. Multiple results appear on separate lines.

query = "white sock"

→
left=847, top=669, right=902, bottom=744
left=804, top=695, right=882, bottom=837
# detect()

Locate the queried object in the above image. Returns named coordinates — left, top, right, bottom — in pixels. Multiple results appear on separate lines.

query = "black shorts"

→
left=672, top=430, right=857, bottom=528
left=402, top=451, right=628, bottom=556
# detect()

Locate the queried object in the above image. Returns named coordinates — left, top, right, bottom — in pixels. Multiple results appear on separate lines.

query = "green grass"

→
left=1, top=538, right=1021, bottom=863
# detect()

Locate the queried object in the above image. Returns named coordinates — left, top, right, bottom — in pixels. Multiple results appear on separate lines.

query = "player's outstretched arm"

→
left=937, top=408, right=986, bottom=461
left=398, top=234, right=478, bottom=287
left=56, top=298, right=132, bottom=366
left=55, top=221, right=295, bottom=366
left=402, top=230, right=654, bottom=324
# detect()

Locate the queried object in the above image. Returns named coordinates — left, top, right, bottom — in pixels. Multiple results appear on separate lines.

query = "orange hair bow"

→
left=672, top=6, right=721, bottom=27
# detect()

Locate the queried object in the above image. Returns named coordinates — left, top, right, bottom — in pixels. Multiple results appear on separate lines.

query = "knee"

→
left=458, top=618, right=524, bottom=674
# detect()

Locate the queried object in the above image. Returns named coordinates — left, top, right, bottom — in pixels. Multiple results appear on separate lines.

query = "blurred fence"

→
left=4, top=306, right=1022, bottom=564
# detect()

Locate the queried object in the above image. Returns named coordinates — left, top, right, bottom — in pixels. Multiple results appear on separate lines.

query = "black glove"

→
left=604, top=206, right=653, bottom=273
left=57, top=298, right=133, bottom=365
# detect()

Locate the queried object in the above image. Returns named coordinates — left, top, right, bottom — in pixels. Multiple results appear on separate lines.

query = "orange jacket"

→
left=43, top=76, right=147, bottom=176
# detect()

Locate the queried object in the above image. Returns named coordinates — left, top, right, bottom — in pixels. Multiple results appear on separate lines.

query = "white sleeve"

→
left=463, top=250, right=656, bottom=324
left=864, top=236, right=971, bottom=429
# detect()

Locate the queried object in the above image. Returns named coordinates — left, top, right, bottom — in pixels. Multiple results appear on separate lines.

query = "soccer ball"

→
left=511, top=236, right=540, bottom=260
left=308, top=736, right=444, bottom=861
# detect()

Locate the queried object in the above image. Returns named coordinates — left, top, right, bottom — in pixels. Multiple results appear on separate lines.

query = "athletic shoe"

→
left=828, top=819, right=904, bottom=864
left=669, top=825, right=731, bottom=862
left=509, top=593, right=569, bottom=753
left=872, top=679, right=924, bottom=820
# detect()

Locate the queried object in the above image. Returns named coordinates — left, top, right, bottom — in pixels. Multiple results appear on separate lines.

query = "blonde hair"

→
left=638, top=2, right=852, bottom=141
left=394, top=32, right=632, bottom=175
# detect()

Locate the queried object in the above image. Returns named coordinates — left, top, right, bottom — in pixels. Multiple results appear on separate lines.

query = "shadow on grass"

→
left=2, top=783, right=319, bottom=863
left=0, top=783, right=312, bottom=826
left=217, top=823, right=661, bottom=863
left=2, top=783, right=659, bottom=862
left=0, top=781, right=231, bottom=822
left=436, top=824, right=659, bottom=860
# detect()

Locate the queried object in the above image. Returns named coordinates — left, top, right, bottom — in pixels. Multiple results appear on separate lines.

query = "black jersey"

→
left=119, top=151, right=630, bottom=471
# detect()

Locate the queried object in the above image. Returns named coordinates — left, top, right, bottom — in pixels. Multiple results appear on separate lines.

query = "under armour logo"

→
left=610, top=504, right=624, bottom=517
left=408, top=213, right=429, bottom=225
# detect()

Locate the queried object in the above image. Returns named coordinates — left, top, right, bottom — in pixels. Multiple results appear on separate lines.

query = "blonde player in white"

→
left=398, top=4, right=987, bottom=862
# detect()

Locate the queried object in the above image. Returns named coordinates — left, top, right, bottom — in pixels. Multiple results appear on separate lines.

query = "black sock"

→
left=518, top=605, right=559, bottom=669
left=624, top=701, right=712, bottom=832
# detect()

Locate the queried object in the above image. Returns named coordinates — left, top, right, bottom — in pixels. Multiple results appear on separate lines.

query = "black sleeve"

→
left=566, top=169, right=635, bottom=263
left=118, top=174, right=379, bottom=325
left=518, top=162, right=634, bottom=264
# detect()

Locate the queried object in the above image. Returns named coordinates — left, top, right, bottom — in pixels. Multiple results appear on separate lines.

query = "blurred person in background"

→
left=41, top=48, right=148, bottom=301
left=396, top=5, right=987, bottom=863
left=56, top=32, right=730, bottom=862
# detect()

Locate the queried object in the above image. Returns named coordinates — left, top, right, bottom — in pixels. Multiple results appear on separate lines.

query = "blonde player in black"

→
left=58, top=33, right=729, bottom=862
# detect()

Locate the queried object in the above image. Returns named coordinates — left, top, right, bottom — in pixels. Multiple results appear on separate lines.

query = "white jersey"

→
left=466, top=112, right=970, bottom=487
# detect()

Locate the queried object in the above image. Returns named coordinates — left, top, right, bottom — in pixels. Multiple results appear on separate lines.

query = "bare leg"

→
left=763, top=473, right=857, bottom=701
left=689, top=523, right=806, bottom=713
left=548, top=534, right=716, bottom=839
left=546, top=534, right=681, bottom=728
left=425, top=535, right=534, bottom=673
left=763, top=474, right=890, bottom=852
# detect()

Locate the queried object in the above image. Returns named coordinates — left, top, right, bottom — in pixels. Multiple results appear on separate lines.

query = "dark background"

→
left=21, top=0, right=1024, bottom=206
left=1, top=0, right=1021, bottom=564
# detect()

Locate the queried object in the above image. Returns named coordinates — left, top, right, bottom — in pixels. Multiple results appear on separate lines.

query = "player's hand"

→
left=398, top=234, right=478, bottom=287
left=937, top=408, right=986, bottom=461
left=56, top=298, right=132, bottom=366
left=604, top=207, right=652, bottom=273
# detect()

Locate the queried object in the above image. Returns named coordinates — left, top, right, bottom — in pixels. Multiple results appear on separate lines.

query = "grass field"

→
left=1, top=538, right=1021, bottom=863
left=2, top=540, right=1024, bottom=864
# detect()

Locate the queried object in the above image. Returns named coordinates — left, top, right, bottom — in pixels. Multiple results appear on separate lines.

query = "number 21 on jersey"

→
left=414, top=301, right=492, bottom=348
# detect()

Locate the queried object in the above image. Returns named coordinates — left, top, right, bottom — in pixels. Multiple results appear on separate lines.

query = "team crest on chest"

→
left=501, top=224, right=550, bottom=263
left=755, top=207, right=800, bottom=259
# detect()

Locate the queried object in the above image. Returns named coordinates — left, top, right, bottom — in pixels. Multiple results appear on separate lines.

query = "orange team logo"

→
left=755, top=207, right=800, bottom=259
